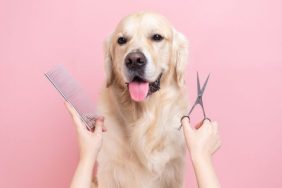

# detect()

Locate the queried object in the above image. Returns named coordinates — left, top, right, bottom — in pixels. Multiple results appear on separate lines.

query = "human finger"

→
left=64, top=101, right=76, bottom=117
left=182, top=116, right=194, bottom=134
left=93, top=117, right=104, bottom=137
left=64, top=101, right=86, bottom=132
left=195, top=121, right=203, bottom=129
left=211, top=121, right=218, bottom=134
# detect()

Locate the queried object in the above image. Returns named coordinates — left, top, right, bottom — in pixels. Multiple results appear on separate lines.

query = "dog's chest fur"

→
left=96, top=87, right=188, bottom=188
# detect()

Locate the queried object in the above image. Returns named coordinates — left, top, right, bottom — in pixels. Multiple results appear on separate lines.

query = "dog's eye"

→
left=151, top=34, right=164, bottom=41
left=117, top=37, right=127, bottom=45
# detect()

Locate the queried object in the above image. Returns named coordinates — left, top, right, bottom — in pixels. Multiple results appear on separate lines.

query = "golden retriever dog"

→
left=95, top=12, right=189, bottom=188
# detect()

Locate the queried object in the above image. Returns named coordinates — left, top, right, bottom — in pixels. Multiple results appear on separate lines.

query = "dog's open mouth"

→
left=127, top=74, right=162, bottom=102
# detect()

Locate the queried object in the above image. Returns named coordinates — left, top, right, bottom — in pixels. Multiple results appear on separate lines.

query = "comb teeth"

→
left=45, top=64, right=97, bottom=130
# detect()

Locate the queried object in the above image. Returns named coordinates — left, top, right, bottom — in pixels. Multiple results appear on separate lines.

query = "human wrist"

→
left=78, top=159, right=96, bottom=172
left=80, top=153, right=97, bottom=166
left=190, top=151, right=212, bottom=164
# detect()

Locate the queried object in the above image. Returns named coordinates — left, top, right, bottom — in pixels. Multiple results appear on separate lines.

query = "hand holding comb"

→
left=44, top=64, right=98, bottom=131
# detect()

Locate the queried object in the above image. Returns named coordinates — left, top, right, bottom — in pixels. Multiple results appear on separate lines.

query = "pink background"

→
left=1, top=0, right=282, bottom=187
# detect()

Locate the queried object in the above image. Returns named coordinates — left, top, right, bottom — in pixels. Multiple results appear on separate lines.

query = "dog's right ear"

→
left=172, top=29, right=189, bottom=87
left=104, top=34, right=114, bottom=87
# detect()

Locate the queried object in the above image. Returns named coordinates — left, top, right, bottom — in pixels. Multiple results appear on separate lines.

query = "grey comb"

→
left=45, top=64, right=97, bottom=130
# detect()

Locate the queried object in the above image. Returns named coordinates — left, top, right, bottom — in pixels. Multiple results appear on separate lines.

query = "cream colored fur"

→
left=95, top=12, right=189, bottom=188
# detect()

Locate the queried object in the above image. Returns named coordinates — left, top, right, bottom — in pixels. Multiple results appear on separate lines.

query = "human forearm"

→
left=191, top=154, right=221, bottom=188
left=65, top=102, right=105, bottom=188
left=70, top=158, right=96, bottom=188
left=181, top=118, right=221, bottom=188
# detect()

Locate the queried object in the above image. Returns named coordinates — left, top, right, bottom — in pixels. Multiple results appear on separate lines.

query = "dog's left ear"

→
left=103, top=34, right=114, bottom=87
left=172, top=29, right=188, bottom=87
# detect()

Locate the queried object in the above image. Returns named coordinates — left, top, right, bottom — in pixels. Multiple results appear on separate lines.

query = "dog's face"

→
left=104, top=12, right=188, bottom=102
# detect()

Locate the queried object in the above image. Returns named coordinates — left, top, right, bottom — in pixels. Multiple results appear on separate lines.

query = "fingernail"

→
left=96, top=116, right=105, bottom=122
left=100, top=116, right=105, bottom=121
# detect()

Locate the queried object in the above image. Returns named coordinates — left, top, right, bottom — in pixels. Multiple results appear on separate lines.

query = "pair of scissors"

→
left=178, top=72, right=210, bottom=130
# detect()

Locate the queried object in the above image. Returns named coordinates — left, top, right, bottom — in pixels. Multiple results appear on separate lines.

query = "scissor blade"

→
left=199, top=98, right=207, bottom=119
left=197, top=72, right=201, bottom=95
left=200, top=73, right=210, bottom=95
left=187, top=100, right=197, bottom=116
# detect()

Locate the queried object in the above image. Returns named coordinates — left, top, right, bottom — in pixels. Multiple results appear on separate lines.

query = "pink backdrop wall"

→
left=1, top=0, right=282, bottom=187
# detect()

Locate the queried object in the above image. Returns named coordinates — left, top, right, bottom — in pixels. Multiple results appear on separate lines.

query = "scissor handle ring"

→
left=178, top=115, right=190, bottom=130
left=181, top=115, right=190, bottom=123
left=202, top=117, right=211, bottom=123
left=178, top=116, right=212, bottom=131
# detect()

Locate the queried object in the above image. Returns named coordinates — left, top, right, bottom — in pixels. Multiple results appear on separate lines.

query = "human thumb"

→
left=93, top=116, right=105, bottom=135
left=181, top=116, right=194, bottom=134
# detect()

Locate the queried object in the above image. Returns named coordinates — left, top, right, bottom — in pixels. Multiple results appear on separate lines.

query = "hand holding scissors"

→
left=179, top=72, right=210, bottom=130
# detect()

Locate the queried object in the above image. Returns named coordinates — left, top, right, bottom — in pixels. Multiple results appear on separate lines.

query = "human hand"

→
left=64, top=101, right=106, bottom=164
left=181, top=117, right=221, bottom=162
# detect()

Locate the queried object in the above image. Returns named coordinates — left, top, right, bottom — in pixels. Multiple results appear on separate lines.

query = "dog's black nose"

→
left=125, top=52, right=147, bottom=70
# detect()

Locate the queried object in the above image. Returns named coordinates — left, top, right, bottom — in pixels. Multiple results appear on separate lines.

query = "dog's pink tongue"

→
left=128, top=82, right=149, bottom=102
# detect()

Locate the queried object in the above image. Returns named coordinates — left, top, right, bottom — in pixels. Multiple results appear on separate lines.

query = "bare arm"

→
left=66, top=100, right=220, bottom=188
left=70, top=158, right=96, bottom=188
left=181, top=118, right=221, bottom=188
left=64, top=102, right=106, bottom=188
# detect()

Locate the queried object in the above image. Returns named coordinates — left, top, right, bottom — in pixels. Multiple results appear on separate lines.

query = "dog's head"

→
left=104, top=12, right=188, bottom=102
